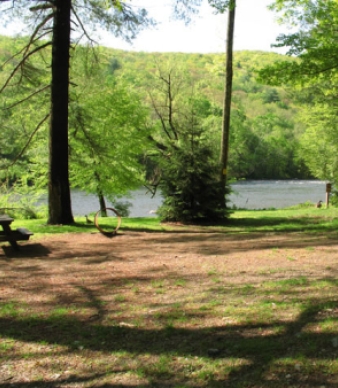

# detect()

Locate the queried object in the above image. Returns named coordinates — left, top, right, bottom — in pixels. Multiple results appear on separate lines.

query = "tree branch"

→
left=158, top=71, right=179, bottom=140
left=0, top=41, right=51, bottom=94
left=167, top=73, right=179, bottom=140
left=0, top=113, right=50, bottom=171
left=2, top=12, right=53, bottom=69
left=2, top=85, right=50, bottom=110
left=71, top=4, right=98, bottom=47
left=30, top=3, right=55, bottom=12
left=148, top=91, right=173, bottom=140
left=21, top=12, right=54, bottom=59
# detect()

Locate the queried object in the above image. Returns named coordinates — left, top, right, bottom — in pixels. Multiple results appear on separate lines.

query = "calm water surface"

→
left=229, top=180, right=326, bottom=210
left=71, top=180, right=327, bottom=217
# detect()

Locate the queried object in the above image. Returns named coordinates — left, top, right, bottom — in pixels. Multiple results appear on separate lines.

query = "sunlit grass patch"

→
left=174, top=278, right=187, bottom=287
left=114, top=294, right=126, bottom=303
left=312, top=279, right=338, bottom=288
left=50, top=307, right=75, bottom=317
left=139, top=354, right=173, bottom=380
left=270, top=357, right=338, bottom=376
left=153, top=305, right=188, bottom=326
left=207, top=268, right=218, bottom=276
left=259, top=267, right=287, bottom=275
left=0, top=302, right=20, bottom=318
left=279, top=277, right=309, bottom=286
left=319, top=317, right=338, bottom=332
left=151, top=279, right=165, bottom=289
left=302, top=305, right=338, bottom=334
left=0, top=339, right=15, bottom=351
left=207, top=299, right=223, bottom=308
left=237, top=284, right=256, bottom=295
left=261, top=276, right=309, bottom=291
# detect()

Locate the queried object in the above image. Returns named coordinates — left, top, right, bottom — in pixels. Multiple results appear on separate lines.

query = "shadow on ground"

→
left=0, top=298, right=337, bottom=387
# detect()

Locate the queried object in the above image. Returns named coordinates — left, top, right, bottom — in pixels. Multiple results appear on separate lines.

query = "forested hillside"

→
left=0, top=33, right=311, bottom=204
left=86, top=45, right=311, bottom=180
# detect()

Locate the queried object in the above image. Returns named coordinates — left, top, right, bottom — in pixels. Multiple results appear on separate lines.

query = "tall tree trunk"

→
left=220, top=0, right=236, bottom=204
left=94, top=172, right=108, bottom=217
left=98, top=192, right=108, bottom=217
left=48, top=0, right=74, bottom=224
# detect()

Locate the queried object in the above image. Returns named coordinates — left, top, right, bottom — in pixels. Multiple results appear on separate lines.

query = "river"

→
left=70, top=180, right=328, bottom=217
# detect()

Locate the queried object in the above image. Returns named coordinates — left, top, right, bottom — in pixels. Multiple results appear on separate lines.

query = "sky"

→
left=0, top=0, right=290, bottom=54
left=98, top=0, right=289, bottom=54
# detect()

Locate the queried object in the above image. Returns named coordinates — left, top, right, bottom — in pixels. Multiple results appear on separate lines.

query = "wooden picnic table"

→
left=0, top=214, right=33, bottom=250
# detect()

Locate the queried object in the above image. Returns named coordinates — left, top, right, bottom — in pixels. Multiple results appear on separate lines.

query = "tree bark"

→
left=220, top=0, right=236, bottom=201
left=95, top=172, right=108, bottom=217
left=98, top=193, right=108, bottom=217
left=47, top=0, right=74, bottom=224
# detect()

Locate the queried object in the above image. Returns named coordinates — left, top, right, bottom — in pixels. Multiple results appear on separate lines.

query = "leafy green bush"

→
left=0, top=184, right=46, bottom=219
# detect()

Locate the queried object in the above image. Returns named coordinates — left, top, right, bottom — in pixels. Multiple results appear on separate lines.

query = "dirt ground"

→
left=1, top=230, right=338, bottom=387
left=1, top=230, right=338, bottom=284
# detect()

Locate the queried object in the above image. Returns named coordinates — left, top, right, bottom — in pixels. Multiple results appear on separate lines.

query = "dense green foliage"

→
left=0, top=39, right=152, bottom=213
left=0, top=31, right=317, bottom=219
left=259, top=0, right=338, bottom=186
left=105, top=48, right=311, bottom=180
left=0, top=0, right=154, bottom=225
left=69, top=49, right=151, bottom=207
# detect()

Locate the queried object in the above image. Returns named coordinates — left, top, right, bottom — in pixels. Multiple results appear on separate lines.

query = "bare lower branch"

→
left=0, top=113, right=50, bottom=171
left=2, top=85, right=50, bottom=110
left=2, top=12, right=53, bottom=69
left=22, top=12, right=54, bottom=58
left=167, top=73, right=179, bottom=140
left=71, top=4, right=98, bottom=46
left=30, top=3, right=55, bottom=12
left=0, top=41, right=51, bottom=94
left=149, top=92, right=172, bottom=140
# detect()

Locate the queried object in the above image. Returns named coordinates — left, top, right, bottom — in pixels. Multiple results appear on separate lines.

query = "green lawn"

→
left=10, top=205, right=338, bottom=236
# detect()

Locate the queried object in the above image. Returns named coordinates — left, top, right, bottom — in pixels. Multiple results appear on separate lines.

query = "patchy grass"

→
left=1, top=210, right=338, bottom=386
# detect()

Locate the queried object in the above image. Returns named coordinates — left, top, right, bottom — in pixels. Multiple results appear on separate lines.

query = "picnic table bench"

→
left=0, top=214, right=33, bottom=250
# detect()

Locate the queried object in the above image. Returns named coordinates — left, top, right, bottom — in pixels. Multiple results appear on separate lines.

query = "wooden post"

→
left=326, top=183, right=332, bottom=208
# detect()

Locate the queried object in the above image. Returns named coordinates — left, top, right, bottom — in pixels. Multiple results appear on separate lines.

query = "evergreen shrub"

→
left=157, top=141, right=231, bottom=223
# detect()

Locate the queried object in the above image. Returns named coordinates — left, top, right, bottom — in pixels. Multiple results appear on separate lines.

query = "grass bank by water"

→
left=10, top=205, right=338, bottom=237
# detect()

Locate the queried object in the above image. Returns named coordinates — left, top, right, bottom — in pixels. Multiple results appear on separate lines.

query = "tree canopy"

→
left=0, top=0, right=151, bottom=224
left=259, top=0, right=338, bottom=184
